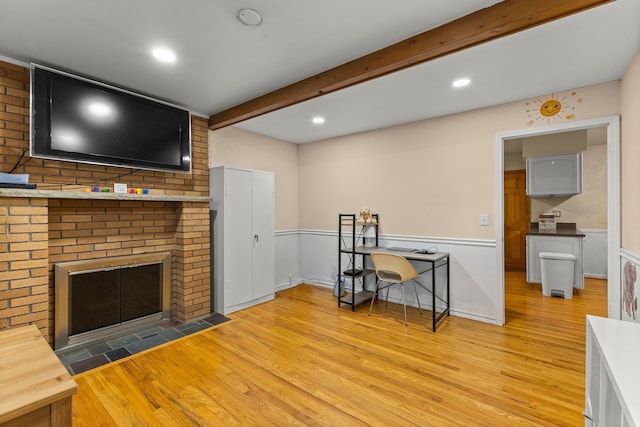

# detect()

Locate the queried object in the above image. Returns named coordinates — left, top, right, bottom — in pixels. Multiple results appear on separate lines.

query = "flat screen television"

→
left=30, top=65, right=191, bottom=173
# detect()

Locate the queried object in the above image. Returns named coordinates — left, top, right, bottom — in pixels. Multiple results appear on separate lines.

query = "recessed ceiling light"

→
left=152, top=47, right=177, bottom=63
left=452, top=78, right=471, bottom=88
left=237, top=8, right=262, bottom=26
left=312, top=116, right=325, bottom=125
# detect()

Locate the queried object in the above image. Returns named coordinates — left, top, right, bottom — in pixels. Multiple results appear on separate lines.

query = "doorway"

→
left=495, top=116, right=620, bottom=325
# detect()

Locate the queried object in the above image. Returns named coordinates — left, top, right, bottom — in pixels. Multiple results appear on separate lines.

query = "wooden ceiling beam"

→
left=209, top=0, right=613, bottom=130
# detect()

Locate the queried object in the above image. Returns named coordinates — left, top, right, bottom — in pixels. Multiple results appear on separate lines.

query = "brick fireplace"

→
left=0, top=60, right=211, bottom=345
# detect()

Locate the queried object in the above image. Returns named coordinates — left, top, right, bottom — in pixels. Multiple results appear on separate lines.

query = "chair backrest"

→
left=370, top=252, right=419, bottom=283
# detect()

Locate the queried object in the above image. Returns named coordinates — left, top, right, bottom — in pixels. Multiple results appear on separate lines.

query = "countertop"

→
left=526, top=222, right=585, bottom=237
left=586, top=315, right=640, bottom=424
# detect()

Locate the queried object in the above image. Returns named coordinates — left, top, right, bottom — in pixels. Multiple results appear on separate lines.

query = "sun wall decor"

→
left=525, top=90, right=583, bottom=126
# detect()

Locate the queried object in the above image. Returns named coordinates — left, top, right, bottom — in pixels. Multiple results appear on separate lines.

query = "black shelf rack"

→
left=338, top=213, right=379, bottom=310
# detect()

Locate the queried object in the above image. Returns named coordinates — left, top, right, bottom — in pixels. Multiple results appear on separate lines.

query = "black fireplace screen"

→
left=69, top=263, right=162, bottom=336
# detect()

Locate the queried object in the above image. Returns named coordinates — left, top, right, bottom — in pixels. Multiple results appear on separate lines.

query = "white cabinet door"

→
left=526, top=153, right=582, bottom=197
left=211, top=166, right=275, bottom=314
left=251, top=171, right=275, bottom=300
left=225, top=168, right=254, bottom=307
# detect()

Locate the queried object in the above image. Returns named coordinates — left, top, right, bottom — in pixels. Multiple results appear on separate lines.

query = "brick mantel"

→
left=0, top=188, right=210, bottom=202
left=0, top=60, right=211, bottom=345
left=0, top=194, right=211, bottom=344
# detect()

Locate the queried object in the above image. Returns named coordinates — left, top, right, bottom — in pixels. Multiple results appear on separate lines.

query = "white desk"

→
left=350, top=246, right=450, bottom=331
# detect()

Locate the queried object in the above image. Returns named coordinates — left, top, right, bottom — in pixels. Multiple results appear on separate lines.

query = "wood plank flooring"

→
left=72, top=272, right=607, bottom=426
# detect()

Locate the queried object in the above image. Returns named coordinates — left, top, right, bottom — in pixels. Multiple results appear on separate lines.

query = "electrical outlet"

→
left=480, top=214, right=489, bottom=226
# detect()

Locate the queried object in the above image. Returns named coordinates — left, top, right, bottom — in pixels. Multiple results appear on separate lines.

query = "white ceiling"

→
left=1, top=0, right=638, bottom=144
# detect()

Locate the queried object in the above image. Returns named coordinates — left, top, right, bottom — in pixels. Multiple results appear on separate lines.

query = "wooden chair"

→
left=368, top=252, right=426, bottom=326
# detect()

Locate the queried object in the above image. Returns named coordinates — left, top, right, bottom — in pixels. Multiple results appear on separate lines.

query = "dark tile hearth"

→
left=58, top=314, right=230, bottom=375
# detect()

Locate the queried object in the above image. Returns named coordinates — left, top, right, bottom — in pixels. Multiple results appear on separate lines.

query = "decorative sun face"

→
left=526, top=91, right=582, bottom=126
left=540, top=99, right=562, bottom=117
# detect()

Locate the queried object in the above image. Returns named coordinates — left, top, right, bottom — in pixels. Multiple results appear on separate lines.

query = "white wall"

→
left=619, top=50, right=640, bottom=321
left=211, top=80, right=623, bottom=325
left=296, top=82, right=619, bottom=324
left=298, top=230, right=498, bottom=323
left=275, top=231, right=300, bottom=291
left=581, top=229, right=608, bottom=278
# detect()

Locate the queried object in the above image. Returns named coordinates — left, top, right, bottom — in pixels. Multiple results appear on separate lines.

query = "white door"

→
left=225, top=169, right=253, bottom=307
left=251, top=171, right=275, bottom=299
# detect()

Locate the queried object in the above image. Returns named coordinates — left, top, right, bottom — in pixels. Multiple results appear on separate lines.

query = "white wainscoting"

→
left=580, top=229, right=608, bottom=279
left=275, top=229, right=629, bottom=325
left=274, top=230, right=300, bottom=292
left=295, top=230, right=499, bottom=325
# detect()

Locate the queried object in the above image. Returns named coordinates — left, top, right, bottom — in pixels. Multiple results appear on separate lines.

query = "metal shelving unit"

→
left=337, top=213, right=379, bottom=310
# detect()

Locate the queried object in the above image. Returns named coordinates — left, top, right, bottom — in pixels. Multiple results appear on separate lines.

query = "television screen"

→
left=30, top=65, right=191, bottom=173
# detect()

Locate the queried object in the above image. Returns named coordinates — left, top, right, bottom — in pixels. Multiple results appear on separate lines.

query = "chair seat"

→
left=376, top=269, right=402, bottom=283
left=368, top=252, right=424, bottom=326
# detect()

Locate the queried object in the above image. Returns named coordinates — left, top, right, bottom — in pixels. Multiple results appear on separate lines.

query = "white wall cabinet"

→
left=526, top=152, right=582, bottom=197
left=585, top=316, right=639, bottom=426
left=526, top=234, right=584, bottom=289
left=210, top=166, right=275, bottom=315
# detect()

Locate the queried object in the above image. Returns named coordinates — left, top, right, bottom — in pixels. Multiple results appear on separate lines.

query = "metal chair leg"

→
left=368, top=280, right=380, bottom=316
left=412, top=280, right=423, bottom=315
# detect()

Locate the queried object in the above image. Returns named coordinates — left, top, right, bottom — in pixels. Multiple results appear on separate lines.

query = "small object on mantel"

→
left=0, top=182, right=36, bottom=189
left=0, top=172, right=29, bottom=184
left=113, top=183, right=128, bottom=194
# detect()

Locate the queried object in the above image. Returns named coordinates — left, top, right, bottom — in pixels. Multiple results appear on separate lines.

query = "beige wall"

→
left=209, top=127, right=300, bottom=231
left=521, top=130, right=587, bottom=158
left=298, top=81, right=620, bottom=238
left=504, top=153, right=526, bottom=171
left=530, top=144, right=607, bottom=229
left=621, top=51, right=640, bottom=253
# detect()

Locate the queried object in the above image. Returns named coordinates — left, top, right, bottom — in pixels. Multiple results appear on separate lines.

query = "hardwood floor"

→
left=72, top=273, right=607, bottom=426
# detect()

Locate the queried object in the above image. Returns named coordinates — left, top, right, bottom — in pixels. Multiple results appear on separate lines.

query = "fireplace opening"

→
left=55, top=252, right=172, bottom=351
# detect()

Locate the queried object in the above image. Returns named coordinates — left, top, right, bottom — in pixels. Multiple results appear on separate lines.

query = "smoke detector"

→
left=237, top=8, right=262, bottom=26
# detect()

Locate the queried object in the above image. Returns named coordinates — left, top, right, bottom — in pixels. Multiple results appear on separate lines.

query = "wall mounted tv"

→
left=30, top=65, right=191, bottom=173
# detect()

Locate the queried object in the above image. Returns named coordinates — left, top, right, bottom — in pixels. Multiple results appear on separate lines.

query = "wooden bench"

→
left=0, top=325, right=77, bottom=426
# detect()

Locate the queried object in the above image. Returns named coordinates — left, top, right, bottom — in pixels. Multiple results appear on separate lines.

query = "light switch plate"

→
left=480, top=214, right=489, bottom=226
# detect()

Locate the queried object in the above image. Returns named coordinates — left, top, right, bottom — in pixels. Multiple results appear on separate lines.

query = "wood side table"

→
left=0, top=325, right=77, bottom=426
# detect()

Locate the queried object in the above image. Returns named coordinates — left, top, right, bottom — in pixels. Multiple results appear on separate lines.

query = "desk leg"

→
left=446, top=256, right=450, bottom=318
left=432, top=261, right=436, bottom=332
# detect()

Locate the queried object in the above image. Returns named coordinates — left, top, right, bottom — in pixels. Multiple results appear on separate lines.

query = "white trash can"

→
left=539, top=252, right=576, bottom=299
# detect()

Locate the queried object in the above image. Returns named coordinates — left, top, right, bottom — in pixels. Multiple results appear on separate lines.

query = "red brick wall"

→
left=0, top=60, right=211, bottom=343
